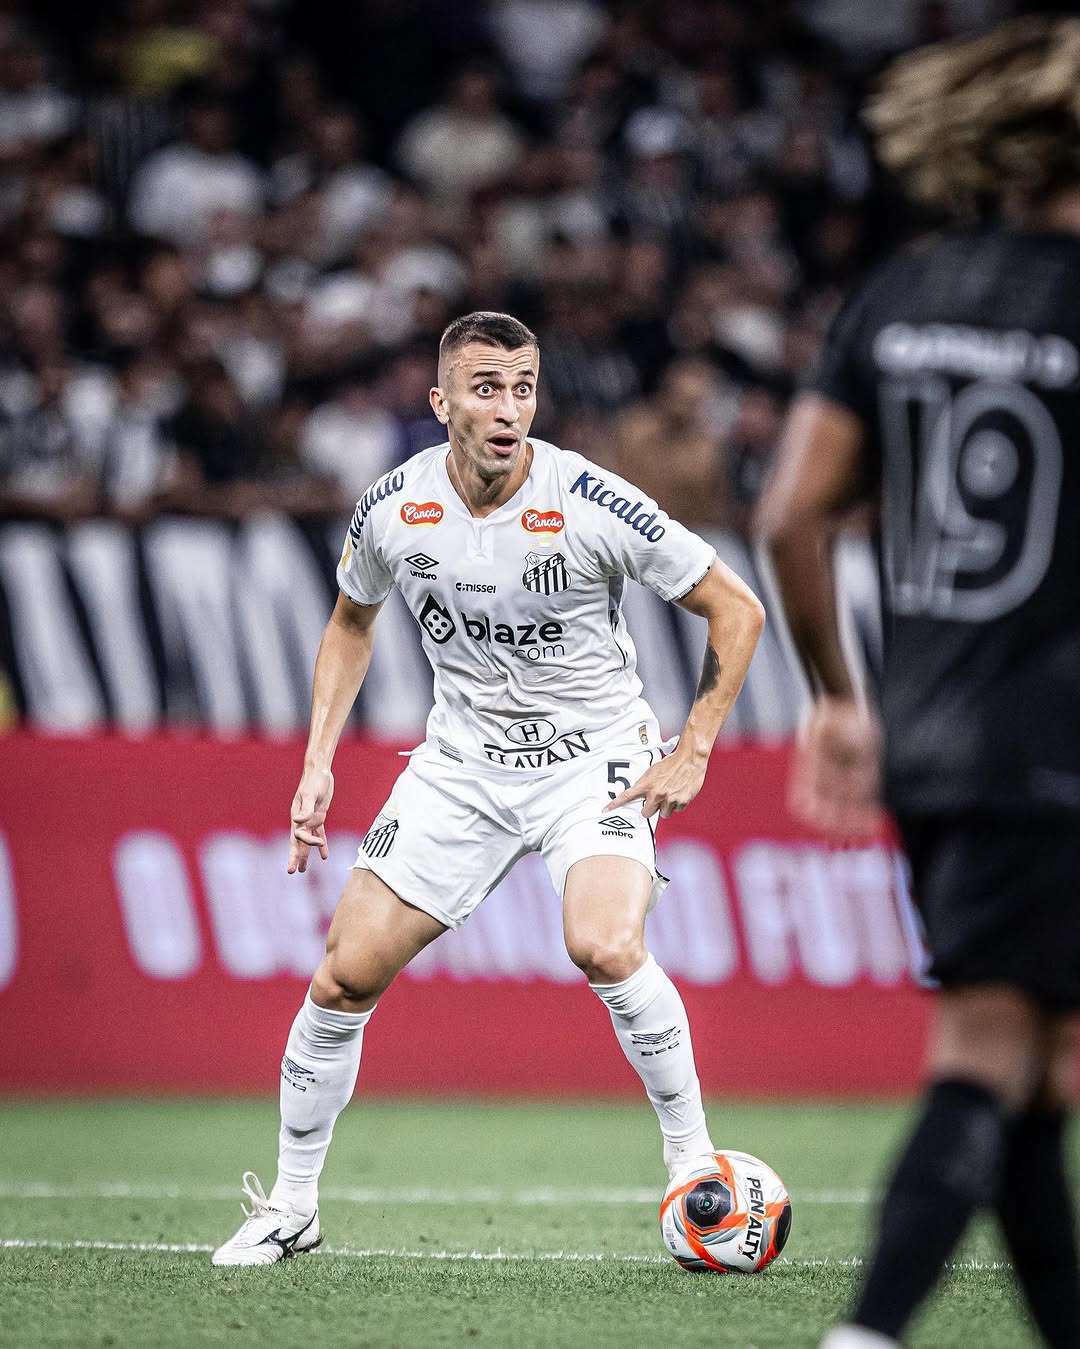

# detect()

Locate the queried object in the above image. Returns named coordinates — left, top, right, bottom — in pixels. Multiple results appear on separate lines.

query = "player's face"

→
left=430, top=343, right=538, bottom=480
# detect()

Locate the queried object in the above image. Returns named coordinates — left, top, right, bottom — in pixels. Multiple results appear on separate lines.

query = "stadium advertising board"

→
left=0, top=733, right=931, bottom=1095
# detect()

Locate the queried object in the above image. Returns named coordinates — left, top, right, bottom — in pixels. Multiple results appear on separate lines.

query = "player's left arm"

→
left=605, top=559, right=765, bottom=819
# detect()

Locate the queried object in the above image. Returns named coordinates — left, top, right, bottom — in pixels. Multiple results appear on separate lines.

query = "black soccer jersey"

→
left=812, top=228, right=1080, bottom=815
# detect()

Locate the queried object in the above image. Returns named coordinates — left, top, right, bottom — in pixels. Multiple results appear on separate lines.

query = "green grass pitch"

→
left=0, top=1097, right=1059, bottom=1347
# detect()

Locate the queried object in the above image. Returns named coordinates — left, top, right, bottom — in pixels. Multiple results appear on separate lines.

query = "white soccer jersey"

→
left=337, top=437, right=715, bottom=774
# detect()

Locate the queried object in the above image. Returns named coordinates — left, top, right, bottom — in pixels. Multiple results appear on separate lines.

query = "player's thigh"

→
left=315, top=866, right=448, bottom=1007
left=928, top=983, right=1047, bottom=1107
left=1037, top=1013, right=1078, bottom=1110
left=352, top=756, right=523, bottom=931
left=536, top=747, right=663, bottom=979
left=562, top=855, right=654, bottom=979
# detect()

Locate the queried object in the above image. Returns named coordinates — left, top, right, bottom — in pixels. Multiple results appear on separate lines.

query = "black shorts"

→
left=896, top=813, right=1080, bottom=1012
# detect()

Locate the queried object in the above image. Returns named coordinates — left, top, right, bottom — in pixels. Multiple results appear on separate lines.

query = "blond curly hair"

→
left=866, top=16, right=1080, bottom=214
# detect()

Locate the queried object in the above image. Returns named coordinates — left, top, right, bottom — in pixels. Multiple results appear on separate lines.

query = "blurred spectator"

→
left=612, top=354, right=733, bottom=528
left=394, top=63, right=524, bottom=213
left=381, top=343, right=445, bottom=461
left=300, top=357, right=402, bottom=502
left=139, top=243, right=195, bottom=333
left=618, top=106, right=694, bottom=240
left=218, top=292, right=286, bottom=410
left=487, top=144, right=558, bottom=282
left=260, top=394, right=347, bottom=518
left=7, top=280, right=67, bottom=366
left=271, top=105, right=391, bottom=267
left=127, top=89, right=263, bottom=245
left=195, top=0, right=279, bottom=163
left=97, top=346, right=179, bottom=517
left=125, top=0, right=216, bottom=97
left=690, top=58, right=782, bottom=193
left=614, top=235, right=679, bottom=392
left=0, top=357, right=96, bottom=520
left=539, top=276, right=639, bottom=417
left=27, top=134, right=111, bottom=239
left=488, top=0, right=607, bottom=104
left=0, top=35, right=76, bottom=159
left=550, top=403, right=614, bottom=467
left=81, top=24, right=174, bottom=206
left=726, top=384, right=784, bottom=530
left=167, top=356, right=267, bottom=514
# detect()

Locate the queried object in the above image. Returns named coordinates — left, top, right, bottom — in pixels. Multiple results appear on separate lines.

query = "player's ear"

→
left=430, top=385, right=449, bottom=424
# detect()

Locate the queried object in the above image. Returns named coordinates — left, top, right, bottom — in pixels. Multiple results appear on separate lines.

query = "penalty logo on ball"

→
left=659, top=1149, right=792, bottom=1274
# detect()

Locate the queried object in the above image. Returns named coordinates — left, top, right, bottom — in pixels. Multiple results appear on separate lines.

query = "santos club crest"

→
left=522, top=551, right=571, bottom=595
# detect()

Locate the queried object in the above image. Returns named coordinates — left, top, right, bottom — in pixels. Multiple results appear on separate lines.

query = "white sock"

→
left=268, top=992, right=373, bottom=1216
left=590, top=954, right=712, bottom=1175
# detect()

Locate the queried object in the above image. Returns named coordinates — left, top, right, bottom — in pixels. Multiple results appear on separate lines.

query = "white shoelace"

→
left=238, top=1172, right=282, bottom=1225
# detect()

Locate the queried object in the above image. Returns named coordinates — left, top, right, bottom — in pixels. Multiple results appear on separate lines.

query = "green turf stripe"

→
left=0, top=1239, right=1013, bottom=1272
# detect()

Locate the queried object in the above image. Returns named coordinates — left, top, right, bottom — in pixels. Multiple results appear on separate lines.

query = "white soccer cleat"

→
left=211, top=1172, right=322, bottom=1266
left=819, top=1328, right=901, bottom=1348
left=663, top=1134, right=716, bottom=1182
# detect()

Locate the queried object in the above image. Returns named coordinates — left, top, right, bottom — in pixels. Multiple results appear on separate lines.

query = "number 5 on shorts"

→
left=607, top=760, right=632, bottom=799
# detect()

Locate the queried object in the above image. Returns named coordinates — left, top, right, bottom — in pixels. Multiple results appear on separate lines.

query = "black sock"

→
left=997, top=1106, right=1080, bottom=1349
left=853, top=1078, right=1007, bottom=1340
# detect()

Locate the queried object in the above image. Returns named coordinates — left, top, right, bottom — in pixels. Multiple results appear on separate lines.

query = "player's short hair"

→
left=867, top=17, right=1080, bottom=215
left=439, top=312, right=539, bottom=369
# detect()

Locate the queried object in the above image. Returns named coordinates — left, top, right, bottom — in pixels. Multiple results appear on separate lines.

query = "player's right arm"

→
left=289, top=592, right=383, bottom=874
left=755, top=394, right=883, bottom=838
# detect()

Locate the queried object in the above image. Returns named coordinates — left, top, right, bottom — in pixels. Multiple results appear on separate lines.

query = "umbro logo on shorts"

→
left=522, top=551, right=571, bottom=595
left=600, top=814, right=636, bottom=837
left=363, top=815, right=399, bottom=858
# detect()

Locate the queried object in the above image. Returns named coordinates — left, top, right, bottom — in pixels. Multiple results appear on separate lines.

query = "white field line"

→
left=0, top=1238, right=1011, bottom=1272
left=0, top=1181, right=873, bottom=1206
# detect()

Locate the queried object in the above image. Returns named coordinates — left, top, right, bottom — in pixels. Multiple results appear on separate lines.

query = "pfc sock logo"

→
left=280, top=1055, right=316, bottom=1092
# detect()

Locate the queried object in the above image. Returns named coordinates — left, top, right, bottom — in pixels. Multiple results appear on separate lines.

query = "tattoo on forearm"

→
left=695, top=646, right=721, bottom=701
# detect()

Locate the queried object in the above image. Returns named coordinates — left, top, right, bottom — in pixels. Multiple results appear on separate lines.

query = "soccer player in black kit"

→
left=757, top=18, right=1080, bottom=1349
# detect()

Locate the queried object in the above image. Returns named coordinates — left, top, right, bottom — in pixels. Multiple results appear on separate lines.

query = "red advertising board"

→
left=0, top=733, right=930, bottom=1095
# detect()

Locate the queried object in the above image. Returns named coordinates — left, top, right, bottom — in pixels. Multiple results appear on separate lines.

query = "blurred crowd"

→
left=0, top=0, right=1012, bottom=531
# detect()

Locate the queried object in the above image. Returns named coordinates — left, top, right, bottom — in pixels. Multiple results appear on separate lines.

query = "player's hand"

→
left=603, top=745, right=708, bottom=820
left=790, top=696, right=884, bottom=840
left=288, top=766, right=335, bottom=874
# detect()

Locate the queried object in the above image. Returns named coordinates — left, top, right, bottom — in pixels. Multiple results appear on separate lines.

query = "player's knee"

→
left=931, top=985, right=1046, bottom=1105
left=565, top=929, right=647, bottom=984
left=312, top=949, right=387, bottom=1012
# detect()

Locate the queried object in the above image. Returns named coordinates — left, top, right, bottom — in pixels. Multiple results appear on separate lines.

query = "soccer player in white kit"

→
left=213, top=312, right=765, bottom=1265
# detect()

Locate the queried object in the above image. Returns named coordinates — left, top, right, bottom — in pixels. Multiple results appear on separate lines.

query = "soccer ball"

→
left=659, top=1149, right=792, bottom=1274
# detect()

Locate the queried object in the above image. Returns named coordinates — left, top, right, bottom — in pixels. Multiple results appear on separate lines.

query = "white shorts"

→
left=352, top=744, right=667, bottom=929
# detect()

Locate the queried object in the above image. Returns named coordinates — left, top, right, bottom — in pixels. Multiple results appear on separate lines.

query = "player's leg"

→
left=213, top=754, right=520, bottom=1266
left=212, top=868, right=445, bottom=1265
left=834, top=983, right=1045, bottom=1346
left=994, top=1012, right=1078, bottom=1349
left=562, top=855, right=713, bottom=1177
left=269, top=868, right=447, bottom=1216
